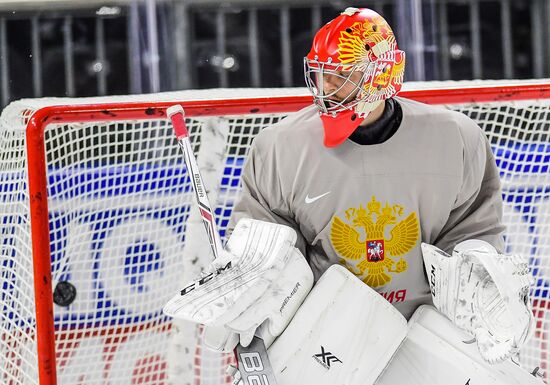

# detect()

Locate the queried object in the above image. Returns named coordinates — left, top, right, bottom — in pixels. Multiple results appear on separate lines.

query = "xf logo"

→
left=313, top=346, right=342, bottom=369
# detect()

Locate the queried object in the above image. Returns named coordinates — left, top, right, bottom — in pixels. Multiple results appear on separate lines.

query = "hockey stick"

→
left=167, top=105, right=279, bottom=385
left=167, top=105, right=224, bottom=261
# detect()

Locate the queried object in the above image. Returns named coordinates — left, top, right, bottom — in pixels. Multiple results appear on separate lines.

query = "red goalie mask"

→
left=304, top=7, right=406, bottom=147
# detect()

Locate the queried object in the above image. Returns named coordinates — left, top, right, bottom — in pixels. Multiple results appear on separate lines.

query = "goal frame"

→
left=23, top=82, right=550, bottom=385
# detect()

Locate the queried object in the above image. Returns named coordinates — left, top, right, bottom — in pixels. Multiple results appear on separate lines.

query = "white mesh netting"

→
left=0, top=82, right=549, bottom=384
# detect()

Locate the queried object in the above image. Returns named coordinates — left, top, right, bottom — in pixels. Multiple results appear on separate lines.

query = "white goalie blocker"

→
left=266, top=264, right=543, bottom=385
left=163, top=218, right=314, bottom=348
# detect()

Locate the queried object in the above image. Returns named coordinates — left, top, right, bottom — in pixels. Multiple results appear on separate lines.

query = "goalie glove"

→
left=421, top=240, right=534, bottom=364
left=163, top=218, right=314, bottom=351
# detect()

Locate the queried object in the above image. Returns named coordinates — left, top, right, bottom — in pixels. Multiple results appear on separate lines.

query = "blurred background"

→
left=0, top=0, right=549, bottom=109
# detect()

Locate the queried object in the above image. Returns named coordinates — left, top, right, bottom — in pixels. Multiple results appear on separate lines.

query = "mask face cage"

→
left=304, top=57, right=374, bottom=116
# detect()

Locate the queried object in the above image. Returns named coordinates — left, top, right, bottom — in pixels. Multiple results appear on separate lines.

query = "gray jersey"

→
left=228, top=97, right=505, bottom=319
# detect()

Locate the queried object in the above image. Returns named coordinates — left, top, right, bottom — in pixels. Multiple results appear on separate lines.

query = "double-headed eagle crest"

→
left=330, top=196, right=419, bottom=288
left=337, top=19, right=405, bottom=102
left=338, top=18, right=395, bottom=66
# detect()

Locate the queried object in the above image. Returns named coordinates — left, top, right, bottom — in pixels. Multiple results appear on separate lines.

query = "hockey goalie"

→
left=164, top=7, right=544, bottom=385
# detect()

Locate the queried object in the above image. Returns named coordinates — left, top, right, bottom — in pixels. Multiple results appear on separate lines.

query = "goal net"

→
left=0, top=81, right=549, bottom=385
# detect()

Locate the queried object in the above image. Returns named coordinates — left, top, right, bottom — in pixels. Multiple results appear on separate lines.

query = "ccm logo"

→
left=240, top=352, right=271, bottom=385
left=180, top=261, right=232, bottom=296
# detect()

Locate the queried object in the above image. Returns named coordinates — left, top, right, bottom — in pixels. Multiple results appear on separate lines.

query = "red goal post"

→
left=1, top=80, right=549, bottom=385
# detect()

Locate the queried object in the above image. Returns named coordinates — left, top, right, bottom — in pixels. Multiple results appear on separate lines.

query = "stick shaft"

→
left=168, top=105, right=223, bottom=260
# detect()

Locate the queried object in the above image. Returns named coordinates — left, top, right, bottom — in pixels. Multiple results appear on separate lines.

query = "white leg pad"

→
left=268, top=264, right=407, bottom=385
left=375, top=305, right=543, bottom=385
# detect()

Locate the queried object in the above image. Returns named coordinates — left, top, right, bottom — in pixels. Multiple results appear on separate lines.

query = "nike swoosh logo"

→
left=305, top=191, right=331, bottom=204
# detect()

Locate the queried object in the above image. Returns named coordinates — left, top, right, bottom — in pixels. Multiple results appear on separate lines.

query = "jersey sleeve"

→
left=433, top=122, right=506, bottom=254
left=227, top=135, right=307, bottom=257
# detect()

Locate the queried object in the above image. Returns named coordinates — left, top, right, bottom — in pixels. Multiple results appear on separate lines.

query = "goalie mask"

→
left=304, top=7, right=405, bottom=147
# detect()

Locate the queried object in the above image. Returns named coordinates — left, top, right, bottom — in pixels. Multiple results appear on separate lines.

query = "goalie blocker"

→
left=163, top=218, right=314, bottom=350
